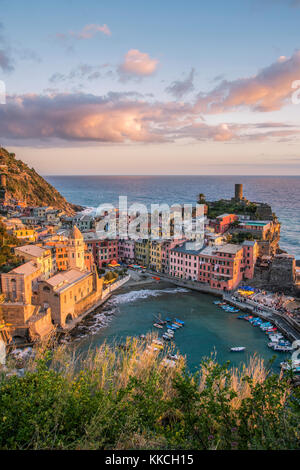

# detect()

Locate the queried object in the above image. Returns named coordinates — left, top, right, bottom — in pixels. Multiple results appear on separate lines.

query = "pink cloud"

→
left=195, top=50, right=300, bottom=113
left=1, top=93, right=299, bottom=146
left=70, top=24, right=111, bottom=39
left=118, top=49, right=159, bottom=80
left=57, top=24, right=111, bottom=42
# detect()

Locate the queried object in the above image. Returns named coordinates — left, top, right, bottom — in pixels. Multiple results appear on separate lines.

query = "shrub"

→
left=0, top=341, right=299, bottom=450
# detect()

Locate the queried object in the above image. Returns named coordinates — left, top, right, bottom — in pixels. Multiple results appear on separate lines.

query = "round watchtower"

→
left=235, top=183, right=243, bottom=201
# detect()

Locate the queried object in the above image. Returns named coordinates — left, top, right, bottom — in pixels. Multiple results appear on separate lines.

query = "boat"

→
left=175, top=319, right=185, bottom=325
left=230, top=347, right=246, bottom=352
left=168, top=354, right=179, bottom=361
left=153, top=323, right=163, bottom=329
left=280, top=359, right=300, bottom=371
left=167, top=328, right=174, bottom=334
left=171, top=324, right=180, bottom=329
left=173, top=321, right=183, bottom=327
left=165, top=318, right=172, bottom=323
left=153, top=339, right=164, bottom=346
left=273, top=345, right=294, bottom=352
left=162, top=334, right=171, bottom=341
left=213, top=300, right=222, bottom=305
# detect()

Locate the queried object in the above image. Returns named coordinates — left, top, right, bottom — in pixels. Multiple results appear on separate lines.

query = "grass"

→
left=0, top=335, right=299, bottom=450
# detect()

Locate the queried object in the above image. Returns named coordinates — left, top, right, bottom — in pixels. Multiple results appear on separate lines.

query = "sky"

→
left=0, top=0, right=300, bottom=175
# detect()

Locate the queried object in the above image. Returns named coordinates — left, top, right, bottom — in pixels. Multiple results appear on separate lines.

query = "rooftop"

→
left=239, top=221, right=270, bottom=227
left=16, top=244, right=50, bottom=258
left=10, top=261, right=40, bottom=275
left=242, top=240, right=257, bottom=246
left=172, top=241, right=204, bottom=256
left=45, top=269, right=90, bottom=292
left=200, top=243, right=242, bottom=256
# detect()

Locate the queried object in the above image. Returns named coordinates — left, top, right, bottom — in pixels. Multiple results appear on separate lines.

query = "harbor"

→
left=72, top=283, right=296, bottom=373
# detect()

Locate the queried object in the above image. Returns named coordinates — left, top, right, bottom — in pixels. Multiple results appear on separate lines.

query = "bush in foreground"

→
left=0, top=337, right=299, bottom=450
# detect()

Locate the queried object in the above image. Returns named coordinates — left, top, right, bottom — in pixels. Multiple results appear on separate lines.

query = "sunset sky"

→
left=0, top=0, right=300, bottom=174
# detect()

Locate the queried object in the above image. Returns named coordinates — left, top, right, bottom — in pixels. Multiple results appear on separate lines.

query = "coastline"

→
left=62, top=274, right=176, bottom=342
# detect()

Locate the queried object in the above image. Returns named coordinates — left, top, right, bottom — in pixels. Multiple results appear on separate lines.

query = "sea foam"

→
left=108, top=287, right=189, bottom=306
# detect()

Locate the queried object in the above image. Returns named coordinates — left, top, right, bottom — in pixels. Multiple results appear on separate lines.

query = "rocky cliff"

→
left=0, top=148, right=82, bottom=215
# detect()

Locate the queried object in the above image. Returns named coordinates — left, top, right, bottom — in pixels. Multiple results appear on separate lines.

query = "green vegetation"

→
left=104, top=271, right=119, bottom=282
left=0, top=221, right=22, bottom=273
left=0, top=339, right=299, bottom=450
left=206, top=200, right=257, bottom=220
left=229, top=232, right=256, bottom=244
left=0, top=147, right=80, bottom=215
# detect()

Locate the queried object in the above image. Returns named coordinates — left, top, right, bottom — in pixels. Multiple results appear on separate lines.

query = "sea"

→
left=46, top=175, right=300, bottom=259
left=45, top=175, right=299, bottom=370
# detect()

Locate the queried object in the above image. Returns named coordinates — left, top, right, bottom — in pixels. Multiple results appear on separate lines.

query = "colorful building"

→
left=13, top=227, right=37, bottom=242
left=149, top=241, right=163, bottom=272
left=170, top=242, right=200, bottom=281
left=198, top=244, right=244, bottom=291
left=134, top=239, right=150, bottom=266
left=14, top=244, right=54, bottom=279
left=242, top=240, right=259, bottom=279
left=118, top=239, right=135, bottom=264
left=83, top=232, right=119, bottom=268
left=210, top=213, right=238, bottom=234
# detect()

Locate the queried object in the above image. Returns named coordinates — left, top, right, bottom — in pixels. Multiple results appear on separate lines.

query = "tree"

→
left=198, top=193, right=206, bottom=204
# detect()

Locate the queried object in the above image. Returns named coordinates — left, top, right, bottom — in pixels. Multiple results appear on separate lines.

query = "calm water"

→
left=74, top=286, right=288, bottom=372
left=46, top=175, right=300, bottom=259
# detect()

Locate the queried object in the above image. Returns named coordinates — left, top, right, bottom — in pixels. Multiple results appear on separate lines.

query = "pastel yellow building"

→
left=14, top=244, right=54, bottom=279
left=135, top=239, right=150, bottom=266
left=149, top=241, right=163, bottom=272
left=13, top=228, right=37, bottom=242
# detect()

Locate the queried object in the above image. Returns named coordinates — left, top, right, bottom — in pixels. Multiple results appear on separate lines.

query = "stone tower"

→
left=235, top=184, right=243, bottom=201
left=67, top=225, right=85, bottom=271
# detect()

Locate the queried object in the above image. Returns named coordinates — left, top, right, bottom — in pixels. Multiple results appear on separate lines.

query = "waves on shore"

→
left=107, top=287, right=190, bottom=306
left=70, top=287, right=190, bottom=341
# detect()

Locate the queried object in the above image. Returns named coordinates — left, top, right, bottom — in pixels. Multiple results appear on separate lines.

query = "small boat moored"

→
left=230, top=347, right=246, bottom=352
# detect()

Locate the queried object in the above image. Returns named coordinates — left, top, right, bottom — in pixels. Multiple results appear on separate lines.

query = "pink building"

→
left=198, top=244, right=244, bottom=291
left=169, top=242, right=200, bottom=281
left=162, top=239, right=185, bottom=274
left=118, top=239, right=135, bottom=264
left=242, top=240, right=258, bottom=279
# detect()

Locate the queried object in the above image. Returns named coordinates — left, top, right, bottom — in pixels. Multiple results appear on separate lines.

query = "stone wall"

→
left=269, top=254, right=296, bottom=289
left=253, top=253, right=297, bottom=294
left=28, top=307, right=54, bottom=341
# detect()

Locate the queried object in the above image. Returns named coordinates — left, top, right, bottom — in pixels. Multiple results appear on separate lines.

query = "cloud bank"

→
left=1, top=92, right=299, bottom=147
left=195, top=50, right=300, bottom=113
